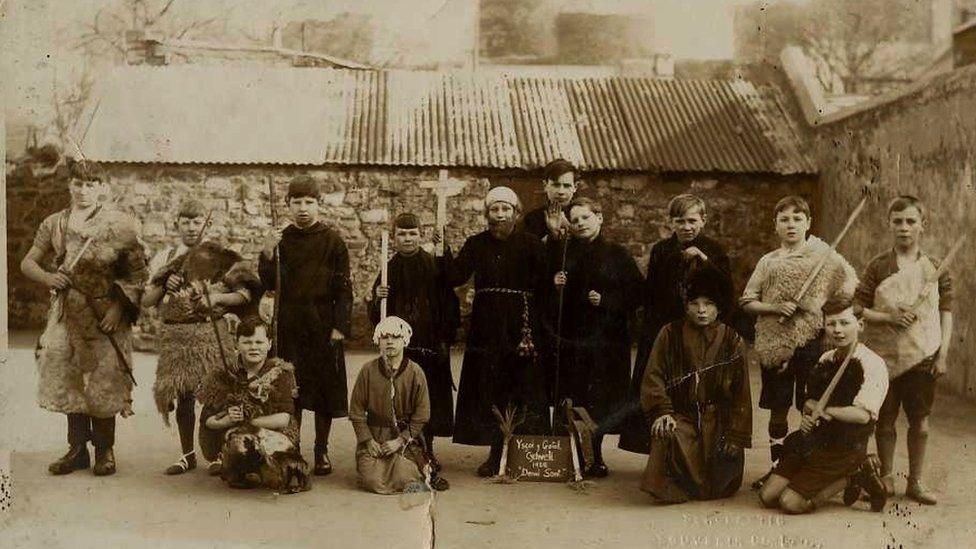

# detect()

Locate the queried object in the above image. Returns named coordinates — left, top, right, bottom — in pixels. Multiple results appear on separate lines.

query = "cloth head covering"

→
left=393, top=212, right=420, bottom=229
left=286, top=176, right=320, bottom=200
left=685, top=265, right=731, bottom=313
left=373, top=315, right=413, bottom=346
left=177, top=198, right=207, bottom=219
left=484, top=186, right=520, bottom=210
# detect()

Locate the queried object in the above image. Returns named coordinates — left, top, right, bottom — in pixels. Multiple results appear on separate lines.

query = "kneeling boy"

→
left=640, top=267, right=752, bottom=503
left=759, top=299, right=888, bottom=514
left=350, top=316, right=449, bottom=494
left=198, top=316, right=309, bottom=493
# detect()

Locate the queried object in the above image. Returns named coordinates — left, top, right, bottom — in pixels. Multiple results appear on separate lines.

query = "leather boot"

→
left=476, top=442, right=503, bottom=477
left=91, top=416, right=117, bottom=476
left=313, top=451, right=333, bottom=476
left=48, top=414, right=91, bottom=475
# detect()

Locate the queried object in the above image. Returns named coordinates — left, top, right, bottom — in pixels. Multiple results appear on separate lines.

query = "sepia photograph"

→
left=1, top=0, right=975, bottom=547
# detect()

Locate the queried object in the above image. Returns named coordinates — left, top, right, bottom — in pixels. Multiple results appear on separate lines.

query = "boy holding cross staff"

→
left=857, top=195, right=957, bottom=504
left=368, top=213, right=460, bottom=468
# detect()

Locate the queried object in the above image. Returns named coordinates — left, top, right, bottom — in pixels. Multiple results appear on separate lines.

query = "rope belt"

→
left=474, top=287, right=536, bottom=358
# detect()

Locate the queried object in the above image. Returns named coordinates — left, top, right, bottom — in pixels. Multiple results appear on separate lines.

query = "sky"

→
left=2, top=0, right=758, bottom=150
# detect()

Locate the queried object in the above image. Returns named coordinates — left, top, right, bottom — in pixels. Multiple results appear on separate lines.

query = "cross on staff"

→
left=419, top=169, right=466, bottom=256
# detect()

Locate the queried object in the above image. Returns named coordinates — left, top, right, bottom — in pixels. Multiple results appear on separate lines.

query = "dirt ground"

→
left=2, top=332, right=975, bottom=548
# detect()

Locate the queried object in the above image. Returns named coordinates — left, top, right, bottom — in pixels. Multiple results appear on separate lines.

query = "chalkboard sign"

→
left=504, top=435, right=575, bottom=482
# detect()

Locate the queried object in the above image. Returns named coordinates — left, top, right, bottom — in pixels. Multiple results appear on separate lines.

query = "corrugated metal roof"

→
left=77, top=65, right=816, bottom=174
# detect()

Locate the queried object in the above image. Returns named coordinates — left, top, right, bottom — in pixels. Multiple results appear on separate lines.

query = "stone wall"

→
left=5, top=163, right=817, bottom=348
left=814, top=64, right=976, bottom=400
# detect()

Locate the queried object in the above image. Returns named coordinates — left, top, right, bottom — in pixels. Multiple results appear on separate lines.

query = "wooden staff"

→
left=800, top=341, right=857, bottom=456
left=780, top=195, right=867, bottom=324
left=552, top=229, right=570, bottom=432
left=380, top=230, right=389, bottom=320
left=268, top=177, right=282, bottom=356
left=907, top=235, right=966, bottom=313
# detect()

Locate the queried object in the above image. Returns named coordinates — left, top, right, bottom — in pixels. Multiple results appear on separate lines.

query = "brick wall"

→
left=5, top=163, right=816, bottom=348
left=814, top=64, right=976, bottom=400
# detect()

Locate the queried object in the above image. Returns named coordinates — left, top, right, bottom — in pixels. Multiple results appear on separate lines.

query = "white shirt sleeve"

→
left=852, top=346, right=889, bottom=421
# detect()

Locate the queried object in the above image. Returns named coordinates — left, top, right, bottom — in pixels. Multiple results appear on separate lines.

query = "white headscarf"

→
left=372, top=315, right=413, bottom=347
left=484, top=186, right=520, bottom=210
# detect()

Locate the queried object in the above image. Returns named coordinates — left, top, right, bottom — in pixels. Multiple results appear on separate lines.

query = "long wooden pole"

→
left=267, top=177, right=281, bottom=356
left=380, top=230, right=389, bottom=320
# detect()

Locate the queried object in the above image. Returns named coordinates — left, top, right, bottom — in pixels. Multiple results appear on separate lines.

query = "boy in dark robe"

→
left=438, top=186, right=551, bottom=476
left=258, top=176, right=352, bottom=476
left=639, top=267, right=752, bottom=503
left=368, top=212, right=460, bottom=469
left=520, top=158, right=577, bottom=242
left=550, top=198, right=641, bottom=477
left=619, top=194, right=735, bottom=454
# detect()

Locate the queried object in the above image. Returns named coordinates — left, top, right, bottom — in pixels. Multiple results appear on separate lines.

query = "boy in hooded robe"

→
left=438, top=186, right=551, bottom=477
left=258, top=176, right=353, bottom=476
left=350, top=316, right=449, bottom=493
left=367, top=212, right=460, bottom=469
left=639, top=266, right=752, bottom=503
left=142, top=198, right=262, bottom=475
left=21, top=159, right=148, bottom=476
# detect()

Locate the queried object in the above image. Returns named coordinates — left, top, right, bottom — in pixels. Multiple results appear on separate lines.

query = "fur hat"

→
left=484, top=186, right=520, bottom=210
left=685, top=265, right=731, bottom=313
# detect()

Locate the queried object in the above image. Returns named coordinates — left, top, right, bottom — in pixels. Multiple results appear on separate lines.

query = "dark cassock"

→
left=520, top=205, right=569, bottom=242
left=441, top=187, right=551, bottom=474
left=258, top=221, right=352, bottom=420
left=367, top=217, right=460, bottom=452
left=545, top=230, right=641, bottom=474
left=639, top=272, right=752, bottom=502
left=618, top=232, right=735, bottom=454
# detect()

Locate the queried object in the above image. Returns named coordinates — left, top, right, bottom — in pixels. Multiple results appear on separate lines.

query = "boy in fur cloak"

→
left=857, top=196, right=954, bottom=505
left=198, top=316, right=309, bottom=493
left=741, top=196, right=857, bottom=487
left=142, top=198, right=262, bottom=475
left=21, top=159, right=148, bottom=476
left=759, top=299, right=889, bottom=514
left=639, top=266, right=752, bottom=503
left=350, top=316, right=449, bottom=494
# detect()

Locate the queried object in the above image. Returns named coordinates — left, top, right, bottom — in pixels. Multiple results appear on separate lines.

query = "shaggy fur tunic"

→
left=34, top=207, right=147, bottom=418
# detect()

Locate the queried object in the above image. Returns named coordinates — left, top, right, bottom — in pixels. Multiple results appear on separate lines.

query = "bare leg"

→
left=759, top=474, right=791, bottom=508
left=906, top=416, right=936, bottom=504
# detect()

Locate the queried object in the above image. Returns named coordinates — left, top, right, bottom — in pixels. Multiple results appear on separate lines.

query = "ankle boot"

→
left=476, top=443, right=503, bottom=477
left=93, top=447, right=117, bottom=476
left=91, top=416, right=117, bottom=476
left=313, top=451, right=333, bottom=476
left=49, top=444, right=90, bottom=475
left=49, top=413, right=92, bottom=475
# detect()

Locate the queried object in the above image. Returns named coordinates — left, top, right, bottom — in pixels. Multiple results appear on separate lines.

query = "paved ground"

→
left=2, top=331, right=975, bottom=548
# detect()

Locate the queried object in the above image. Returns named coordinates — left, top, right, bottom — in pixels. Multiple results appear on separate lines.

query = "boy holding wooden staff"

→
left=142, top=198, right=261, bottom=475
left=759, top=298, right=889, bottom=514
left=259, top=176, right=353, bottom=476
left=368, top=213, right=460, bottom=470
left=21, top=159, right=148, bottom=476
left=857, top=195, right=956, bottom=504
left=740, top=195, right=858, bottom=487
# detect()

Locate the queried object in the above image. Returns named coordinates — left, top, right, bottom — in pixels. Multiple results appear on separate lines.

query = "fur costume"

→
left=35, top=206, right=147, bottom=418
left=221, top=424, right=310, bottom=493
left=150, top=240, right=261, bottom=423
left=753, top=236, right=857, bottom=368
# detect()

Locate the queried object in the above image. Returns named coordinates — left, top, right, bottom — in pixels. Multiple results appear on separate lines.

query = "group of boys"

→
left=24, top=158, right=954, bottom=510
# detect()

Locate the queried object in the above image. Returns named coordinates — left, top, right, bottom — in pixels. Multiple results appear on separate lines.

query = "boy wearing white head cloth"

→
left=349, top=316, right=449, bottom=493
